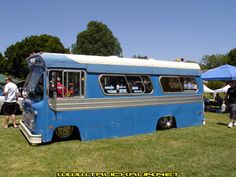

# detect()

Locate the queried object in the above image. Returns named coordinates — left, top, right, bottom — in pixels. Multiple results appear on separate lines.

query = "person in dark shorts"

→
left=3, top=76, right=19, bottom=128
left=224, top=81, right=236, bottom=128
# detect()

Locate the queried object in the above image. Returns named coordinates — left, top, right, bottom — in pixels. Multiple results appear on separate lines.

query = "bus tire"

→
left=54, top=126, right=74, bottom=139
left=156, top=116, right=176, bottom=130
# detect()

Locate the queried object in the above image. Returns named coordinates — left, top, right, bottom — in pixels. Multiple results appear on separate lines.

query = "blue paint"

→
left=21, top=53, right=204, bottom=144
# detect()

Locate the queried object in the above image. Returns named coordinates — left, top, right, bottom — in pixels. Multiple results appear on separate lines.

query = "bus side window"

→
left=126, top=76, right=145, bottom=93
left=141, top=76, right=153, bottom=93
left=63, top=71, right=85, bottom=98
left=160, top=77, right=182, bottom=93
left=49, top=71, right=57, bottom=98
left=100, top=75, right=130, bottom=94
left=48, top=71, right=64, bottom=98
left=180, top=77, right=198, bottom=92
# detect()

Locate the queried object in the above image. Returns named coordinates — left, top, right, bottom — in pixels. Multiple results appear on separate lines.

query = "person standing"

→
left=56, top=77, right=64, bottom=97
left=3, top=76, right=19, bottom=128
left=224, top=81, right=236, bottom=128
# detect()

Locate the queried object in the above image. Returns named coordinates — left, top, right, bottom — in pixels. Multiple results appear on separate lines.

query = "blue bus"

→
left=20, top=53, right=204, bottom=144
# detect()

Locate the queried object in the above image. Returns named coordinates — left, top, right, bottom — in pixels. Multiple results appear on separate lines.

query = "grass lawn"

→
left=0, top=113, right=236, bottom=177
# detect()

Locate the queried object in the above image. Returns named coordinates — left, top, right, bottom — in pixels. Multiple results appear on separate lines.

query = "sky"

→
left=0, top=0, right=236, bottom=62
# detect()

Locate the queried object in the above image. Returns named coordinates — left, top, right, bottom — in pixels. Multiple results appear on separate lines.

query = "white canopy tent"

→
left=215, top=85, right=230, bottom=93
left=203, top=85, right=215, bottom=93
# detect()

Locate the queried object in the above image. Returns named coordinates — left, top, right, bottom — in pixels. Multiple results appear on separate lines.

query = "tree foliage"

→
left=4, top=34, right=69, bottom=79
left=72, top=21, right=122, bottom=56
left=0, top=53, right=4, bottom=72
left=0, top=53, right=5, bottom=73
left=228, top=48, right=236, bottom=66
left=0, top=53, right=8, bottom=75
left=200, top=54, right=229, bottom=70
left=132, top=55, right=148, bottom=59
left=205, top=80, right=226, bottom=90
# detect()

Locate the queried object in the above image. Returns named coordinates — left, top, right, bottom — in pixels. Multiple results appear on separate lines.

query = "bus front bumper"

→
left=20, top=121, right=42, bottom=144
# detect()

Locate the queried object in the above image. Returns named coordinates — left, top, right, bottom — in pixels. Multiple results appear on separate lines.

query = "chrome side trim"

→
left=20, top=121, right=42, bottom=144
left=49, top=95, right=203, bottom=111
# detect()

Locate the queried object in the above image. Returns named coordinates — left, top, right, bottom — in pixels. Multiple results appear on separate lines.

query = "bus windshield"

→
left=24, top=67, right=44, bottom=101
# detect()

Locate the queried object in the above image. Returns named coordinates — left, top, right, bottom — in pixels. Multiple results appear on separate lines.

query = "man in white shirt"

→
left=3, top=76, right=19, bottom=128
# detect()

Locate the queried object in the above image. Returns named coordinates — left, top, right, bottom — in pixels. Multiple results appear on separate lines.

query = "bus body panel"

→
left=40, top=100, right=203, bottom=142
left=20, top=53, right=204, bottom=144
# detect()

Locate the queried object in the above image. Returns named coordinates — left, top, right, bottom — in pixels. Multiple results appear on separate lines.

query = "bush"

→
left=205, top=81, right=227, bottom=90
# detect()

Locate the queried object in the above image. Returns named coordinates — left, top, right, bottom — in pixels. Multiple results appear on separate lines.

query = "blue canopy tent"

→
left=202, top=64, right=236, bottom=80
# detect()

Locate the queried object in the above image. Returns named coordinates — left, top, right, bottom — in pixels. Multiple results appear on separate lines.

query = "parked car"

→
left=0, top=87, right=24, bottom=115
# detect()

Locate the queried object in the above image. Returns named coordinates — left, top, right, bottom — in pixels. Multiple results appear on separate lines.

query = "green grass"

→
left=0, top=113, right=236, bottom=177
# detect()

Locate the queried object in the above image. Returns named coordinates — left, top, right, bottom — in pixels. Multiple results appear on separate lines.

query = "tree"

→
left=132, top=55, right=148, bottom=59
left=0, top=52, right=4, bottom=73
left=206, top=80, right=226, bottom=90
left=228, top=48, right=236, bottom=66
left=4, top=34, right=69, bottom=79
left=200, top=54, right=229, bottom=70
left=0, top=52, right=7, bottom=74
left=72, top=21, right=122, bottom=56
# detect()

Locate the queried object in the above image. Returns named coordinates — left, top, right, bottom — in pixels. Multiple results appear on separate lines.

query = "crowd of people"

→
left=204, top=81, right=236, bottom=128
left=204, top=93, right=223, bottom=108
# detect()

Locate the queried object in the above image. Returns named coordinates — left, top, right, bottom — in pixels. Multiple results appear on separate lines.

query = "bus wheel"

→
left=156, top=116, right=176, bottom=130
left=55, top=126, right=74, bottom=139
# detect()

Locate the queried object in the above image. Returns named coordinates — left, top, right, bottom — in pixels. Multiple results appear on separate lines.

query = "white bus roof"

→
left=31, top=53, right=201, bottom=75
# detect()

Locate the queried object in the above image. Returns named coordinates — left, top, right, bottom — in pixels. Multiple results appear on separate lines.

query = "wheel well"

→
left=52, top=125, right=81, bottom=142
left=156, top=116, right=177, bottom=130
